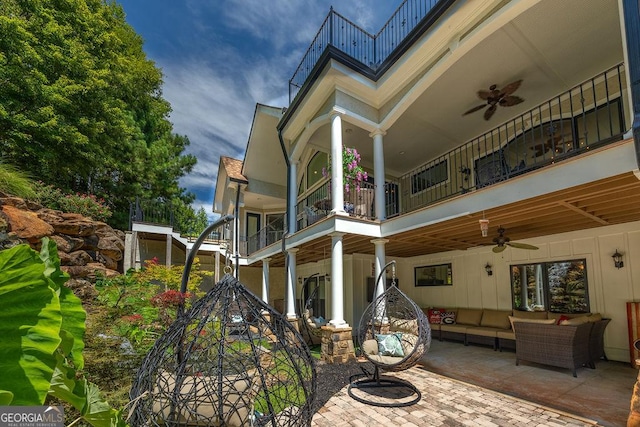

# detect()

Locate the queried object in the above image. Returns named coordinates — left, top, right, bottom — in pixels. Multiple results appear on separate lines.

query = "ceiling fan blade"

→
left=484, top=104, right=497, bottom=120
left=499, top=95, right=524, bottom=107
left=463, top=104, right=487, bottom=116
left=477, top=89, right=493, bottom=100
left=507, top=242, right=539, bottom=250
left=492, top=245, right=507, bottom=253
left=499, top=79, right=523, bottom=96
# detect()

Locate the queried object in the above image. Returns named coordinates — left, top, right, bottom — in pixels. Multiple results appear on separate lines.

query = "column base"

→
left=320, top=325, right=355, bottom=364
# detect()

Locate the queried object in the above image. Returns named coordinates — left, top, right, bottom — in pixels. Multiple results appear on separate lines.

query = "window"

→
left=411, top=160, right=447, bottom=194
left=306, top=152, right=328, bottom=189
left=510, top=259, right=589, bottom=313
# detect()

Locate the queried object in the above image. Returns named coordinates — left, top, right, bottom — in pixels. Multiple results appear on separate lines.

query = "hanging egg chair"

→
left=348, top=260, right=431, bottom=407
left=129, top=216, right=316, bottom=426
left=298, top=274, right=326, bottom=344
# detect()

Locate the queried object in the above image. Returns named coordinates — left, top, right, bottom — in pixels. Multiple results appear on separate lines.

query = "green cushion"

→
left=375, top=333, right=405, bottom=357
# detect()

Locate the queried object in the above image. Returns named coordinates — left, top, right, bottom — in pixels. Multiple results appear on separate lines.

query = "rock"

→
left=37, top=209, right=64, bottom=224
left=25, top=200, right=43, bottom=211
left=60, top=250, right=93, bottom=266
left=52, top=219, right=96, bottom=237
left=97, top=252, right=118, bottom=270
left=94, top=222, right=115, bottom=237
left=65, top=278, right=98, bottom=301
left=61, top=263, right=119, bottom=280
left=2, top=205, right=54, bottom=242
left=50, top=235, right=72, bottom=253
left=60, top=212, right=85, bottom=221
left=81, top=234, right=100, bottom=251
left=0, top=197, right=28, bottom=210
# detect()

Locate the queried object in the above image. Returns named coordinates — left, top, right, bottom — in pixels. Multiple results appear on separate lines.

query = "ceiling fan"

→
left=492, top=227, right=539, bottom=253
left=463, top=80, right=524, bottom=120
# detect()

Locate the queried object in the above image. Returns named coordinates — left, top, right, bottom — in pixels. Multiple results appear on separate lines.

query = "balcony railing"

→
left=246, top=219, right=286, bottom=256
left=289, top=0, right=446, bottom=103
left=398, top=64, right=627, bottom=213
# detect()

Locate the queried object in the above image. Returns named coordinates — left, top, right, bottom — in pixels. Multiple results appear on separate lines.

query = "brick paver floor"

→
left=311, top=367, right=599, bottom=426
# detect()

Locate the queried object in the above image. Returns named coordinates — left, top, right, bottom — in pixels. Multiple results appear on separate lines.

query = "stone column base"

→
left=320, top=325, right=355, bottom=364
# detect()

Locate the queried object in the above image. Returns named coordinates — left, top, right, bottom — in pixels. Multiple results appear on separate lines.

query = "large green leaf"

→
left=0, top=244, right=62, bottom=405
left=40, top=238, right=86, bottom=370
left=0, top=390, right=14, bottom=405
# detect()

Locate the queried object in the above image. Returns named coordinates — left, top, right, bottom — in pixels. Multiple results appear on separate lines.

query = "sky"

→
left=116, top=0, right=403, bottom=219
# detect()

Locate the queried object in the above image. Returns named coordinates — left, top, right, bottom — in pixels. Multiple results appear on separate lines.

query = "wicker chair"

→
left=349, top=261, right=431, bottom=407
left=129, top=217, right=316, bottom=426
left=588, top=318, right=611, bottom=367
left=298, top=274, right=326, bottom=344
left=514, top=321, right=592, bottom=377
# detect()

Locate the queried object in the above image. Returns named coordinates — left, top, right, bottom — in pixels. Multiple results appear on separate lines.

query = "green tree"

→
left=0, top=0, right=196, bottom=229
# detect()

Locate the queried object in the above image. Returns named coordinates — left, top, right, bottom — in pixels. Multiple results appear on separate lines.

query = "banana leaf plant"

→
left=0, top=238, right=126, bottom=427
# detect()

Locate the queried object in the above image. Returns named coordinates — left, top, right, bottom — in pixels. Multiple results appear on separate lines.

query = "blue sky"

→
left=117, top=1, right=403, bottom=219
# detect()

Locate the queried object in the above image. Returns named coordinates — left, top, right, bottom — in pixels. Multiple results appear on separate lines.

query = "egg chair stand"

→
left=348, top=260, right=431, bottom=407
left=129, top=215, right=317, bottom=427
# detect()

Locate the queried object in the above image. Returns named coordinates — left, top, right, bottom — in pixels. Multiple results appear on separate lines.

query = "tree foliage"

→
left=0, top=0, right=197, bottom=229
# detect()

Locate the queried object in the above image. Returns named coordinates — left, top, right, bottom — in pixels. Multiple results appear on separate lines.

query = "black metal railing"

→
left=130, top=198, right=175, bottom=230
left=398, top=64, right=627, bottom=213
left=246, top=217, right=286, bottom=256
left=289, top=0, right=445, bottom=102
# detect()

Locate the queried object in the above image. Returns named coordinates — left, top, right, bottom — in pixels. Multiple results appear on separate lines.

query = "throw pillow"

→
left=556, top=315, right=569, bottom=325
left=427, top=308, right=443, bottom=324
left=560, top=315, right=589, bottom=326
left=375, top=333, right=405, bottom=357
left=441, top=311, right=456, bottom=324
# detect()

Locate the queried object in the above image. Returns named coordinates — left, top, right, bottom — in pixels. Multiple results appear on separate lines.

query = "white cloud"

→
left=140, top=0, right=404, bottom=213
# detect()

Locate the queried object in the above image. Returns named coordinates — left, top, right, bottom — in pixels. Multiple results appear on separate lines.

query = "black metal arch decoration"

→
left=129, top=216, right=316, bottom=426
left=348, top=260, right=431, bottom=407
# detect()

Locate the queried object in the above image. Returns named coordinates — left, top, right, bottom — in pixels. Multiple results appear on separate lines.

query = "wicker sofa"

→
left=424, top=307, right=610, bottom=370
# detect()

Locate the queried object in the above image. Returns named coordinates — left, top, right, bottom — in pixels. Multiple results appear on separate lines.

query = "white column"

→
left=289, top=161, right=298, bottom=233
left=165, top=234, right=172, bottom=267
left=330, top=107, right=347, bottom=215
left=329, top=232, right=348, bottom=327
left=286, top=248, right=299, bottom=319
left=371, top=238, right=389, bottom=300
left=371, top=129, right=387, bottom=221
left=262, top=258, right=271, bottom=305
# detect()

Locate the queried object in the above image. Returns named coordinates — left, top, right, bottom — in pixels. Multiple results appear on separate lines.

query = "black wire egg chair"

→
left=129, top=216, right=316, bottom=426
left=298, top=274, right=326, bottom=345
left=348, top=260, right=431, bottom=407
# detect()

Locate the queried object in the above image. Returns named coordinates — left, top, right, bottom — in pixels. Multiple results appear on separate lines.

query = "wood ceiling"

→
left=261, top=172, right=640, bottom=267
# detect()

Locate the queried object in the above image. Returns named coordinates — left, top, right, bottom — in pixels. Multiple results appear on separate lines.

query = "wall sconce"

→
left=485, top=263, right=493, bottom=276
left=479, top=219, right=490, bottom=237
left=612, top=249, right=624, bottom=269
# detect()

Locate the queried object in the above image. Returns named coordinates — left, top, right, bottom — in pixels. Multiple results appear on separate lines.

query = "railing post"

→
left=329, top=7, right=334, bottom=47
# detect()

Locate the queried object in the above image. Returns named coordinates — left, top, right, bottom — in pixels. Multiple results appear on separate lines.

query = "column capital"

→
left=287, top=247, right=299, bottom=254
left=370, top=238, right=389, bottom=245
left=369, top=128, right=387, bottom=138
left=329, top=231, right=346, bottom=238
left=330, top=106, right=346, bottom=118
left=262, top=258, right=272, bottom=263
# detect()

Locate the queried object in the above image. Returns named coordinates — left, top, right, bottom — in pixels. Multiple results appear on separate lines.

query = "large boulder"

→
left=61, top=263, right=119, bottom=280
left=59, top=250, right=93, bottom=266
left=52, top=219, right=96, bottom=237
left=1, top=205, right=54, bottom=242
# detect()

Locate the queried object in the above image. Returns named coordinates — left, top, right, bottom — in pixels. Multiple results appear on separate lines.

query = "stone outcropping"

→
left=0, top=194, right=124, bottom=281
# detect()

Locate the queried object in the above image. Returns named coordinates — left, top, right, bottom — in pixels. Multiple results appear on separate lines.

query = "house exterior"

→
left=213, top=0, right=640, bottom=364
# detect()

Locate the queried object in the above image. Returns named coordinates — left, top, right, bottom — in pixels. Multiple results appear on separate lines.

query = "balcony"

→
left=289, top=64, right=626, bottom=231
left=289, top=0, right=450, bottom=103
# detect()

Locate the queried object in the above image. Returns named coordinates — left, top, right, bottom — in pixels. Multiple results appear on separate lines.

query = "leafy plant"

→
left=323, top=146, right=368, bottom=193
left=0, top=238, right=126, bottom=426
left=33, top=183, right=112, bottom=221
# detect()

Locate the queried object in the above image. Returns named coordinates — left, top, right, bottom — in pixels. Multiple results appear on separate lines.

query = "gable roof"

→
left=221, top=156, right=248, bottom=184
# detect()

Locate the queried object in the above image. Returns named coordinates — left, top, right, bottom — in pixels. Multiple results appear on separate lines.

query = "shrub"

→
left=33, top=182, right=112, bottom=221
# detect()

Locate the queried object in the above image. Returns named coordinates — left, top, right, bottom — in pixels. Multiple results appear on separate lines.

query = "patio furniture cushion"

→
left=480, top=309, right=512, bottom=329
left=376, top=333, right=405, bottom=357
left=455, top=308, right=483, bottom=326
left=559, top=315, right=589, bottom=326
left=508, top=316, right=555, bottom=332
left=153, top=369, right=255, bottom=426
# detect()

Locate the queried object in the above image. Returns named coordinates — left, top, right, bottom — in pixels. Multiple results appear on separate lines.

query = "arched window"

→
left=306, top=152, right=328, bottom=189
